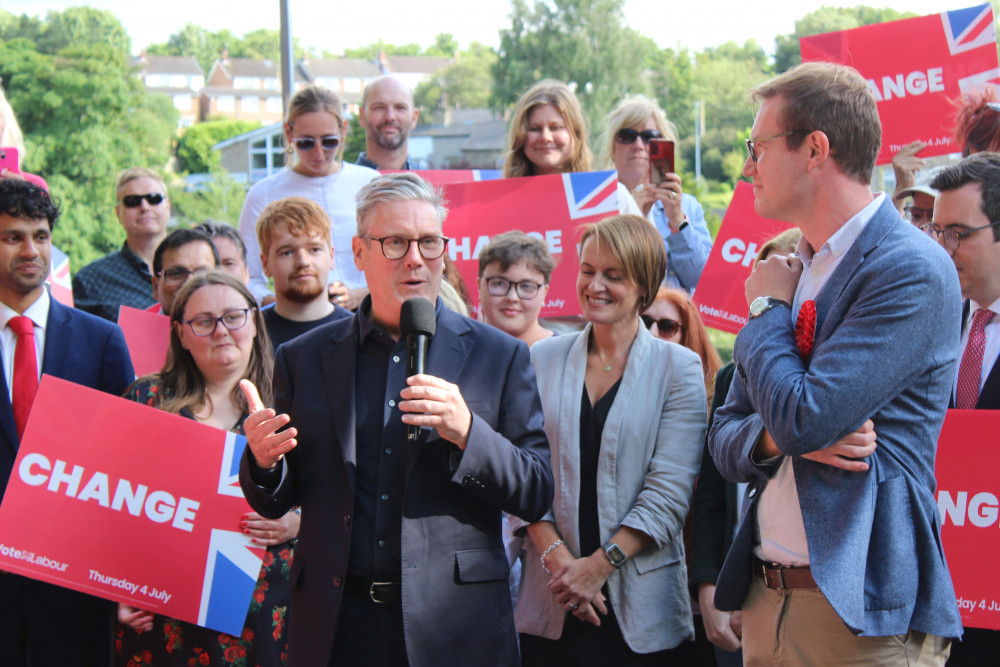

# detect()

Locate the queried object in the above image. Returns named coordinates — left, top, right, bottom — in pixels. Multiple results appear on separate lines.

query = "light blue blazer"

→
left=514, top=323, right=707, bottom=653
left=708, top=198, right=964, bottom=639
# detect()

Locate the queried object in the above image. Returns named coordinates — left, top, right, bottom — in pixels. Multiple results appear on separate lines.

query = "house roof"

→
left=134, top=55, right=203, bottom=76
left=200, top=86, right=283, bottom=98
left=301, top=58, right=381, bottom=78
left=212, top=122, right=284, bottom=151
left=209, top=58, right=309, bottom=82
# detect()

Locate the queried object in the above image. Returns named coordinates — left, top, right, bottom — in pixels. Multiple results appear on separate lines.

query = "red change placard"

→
left=936, top=408, right=1000, bottom=630
left=0, top=376, right=263, bottom=636
left=801, top=3, right=1000, bottom=165
left=118, top=306, right=170, bottom=378
left=692, top=181, right=793, bottom=334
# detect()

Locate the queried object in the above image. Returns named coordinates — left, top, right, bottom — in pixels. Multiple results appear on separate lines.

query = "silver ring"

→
left=634, top=184, right=644, bottom=192
left=567, top=602, right=580, bottom=611
left=668, top=191, right=677, bottom=200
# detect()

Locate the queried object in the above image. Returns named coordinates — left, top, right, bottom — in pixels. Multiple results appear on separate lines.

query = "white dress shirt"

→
left=0, top=288, right=50, bottom=402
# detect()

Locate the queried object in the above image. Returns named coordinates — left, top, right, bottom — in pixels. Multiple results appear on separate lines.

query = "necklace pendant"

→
left=603, top=364, right=612, bottom=372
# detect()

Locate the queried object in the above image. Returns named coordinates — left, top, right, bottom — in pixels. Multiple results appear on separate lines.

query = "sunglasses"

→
left=292, top=136, right=341, bottom=151
left=615, top=128, right=663, bottom=145
left=120, top=193, right=165, bottom=208
left=641, top=314, right=684, bottom=337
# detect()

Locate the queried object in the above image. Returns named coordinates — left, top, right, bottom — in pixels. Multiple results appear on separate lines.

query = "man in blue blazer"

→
left=239, top=172, right=553, bottom=667
left=0, top=180, right=134, bottom=666
left=708, top=62, right=963, bottom=665
left=927, top=153, right=1000, bottom=665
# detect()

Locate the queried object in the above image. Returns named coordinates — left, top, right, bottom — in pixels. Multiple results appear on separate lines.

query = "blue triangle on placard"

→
left=947, top=4, right=988, bottom=37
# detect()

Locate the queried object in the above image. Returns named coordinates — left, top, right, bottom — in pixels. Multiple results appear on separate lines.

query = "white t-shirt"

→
left=238, top=164, right=379, bottom=303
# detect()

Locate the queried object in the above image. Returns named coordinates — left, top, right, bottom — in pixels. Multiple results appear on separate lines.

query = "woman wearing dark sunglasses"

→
left=116, top=271, right=296, bottom=666
left=602, top=96, right=713, bottom=294
left=238, top=85, right=378, bottom=310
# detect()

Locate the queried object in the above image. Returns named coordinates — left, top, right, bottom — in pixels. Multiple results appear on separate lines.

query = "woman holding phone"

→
left=503, top=79, right=640, bottom=215
left=238, top=85, right=378, bottom=309
left=602, top=96, right=712, bottom=293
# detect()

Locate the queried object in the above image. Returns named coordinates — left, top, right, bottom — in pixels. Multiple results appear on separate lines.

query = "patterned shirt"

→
left=72, top=242, right=155, bottom=323
left=355, top=151, right=415, bottom=170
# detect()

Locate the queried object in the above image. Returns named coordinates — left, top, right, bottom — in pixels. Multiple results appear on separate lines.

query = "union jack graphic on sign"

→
left=942, top=4, right=996, bottom=55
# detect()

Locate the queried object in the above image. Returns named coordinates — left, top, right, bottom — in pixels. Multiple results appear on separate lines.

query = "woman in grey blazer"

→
left=514, top=215, right=707, bottom=662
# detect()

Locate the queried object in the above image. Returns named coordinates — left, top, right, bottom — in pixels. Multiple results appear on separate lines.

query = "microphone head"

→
left=400, top=297, right=436, bottom=338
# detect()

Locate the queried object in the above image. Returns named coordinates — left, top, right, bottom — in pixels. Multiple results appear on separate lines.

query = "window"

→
left=217, top=95, right=235, bottom=112
left=242, top=96, right=260, bottom=112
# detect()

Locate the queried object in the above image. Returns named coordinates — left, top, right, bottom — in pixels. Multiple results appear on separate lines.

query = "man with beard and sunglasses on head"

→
left=356, top=76, right=420, bottom=171
left=257, top=196, right=351, bottom=351
left=72, top=167, right=169, bottom=322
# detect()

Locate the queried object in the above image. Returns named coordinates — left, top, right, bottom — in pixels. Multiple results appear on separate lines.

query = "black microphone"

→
left=400, top=297, right=436, bottom=441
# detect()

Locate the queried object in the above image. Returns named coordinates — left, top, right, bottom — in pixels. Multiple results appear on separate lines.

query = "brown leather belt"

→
left=754, top=557, right=817, bottom=590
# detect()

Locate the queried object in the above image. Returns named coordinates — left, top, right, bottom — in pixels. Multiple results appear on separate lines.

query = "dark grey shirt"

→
left=71, top=243, right=155, bottom=323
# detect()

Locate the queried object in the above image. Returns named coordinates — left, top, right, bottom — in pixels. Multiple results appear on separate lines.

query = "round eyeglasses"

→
left=182, top=308, right=252, bottom=336
left=484, top=277, right=544, bottom=300
left=920, top=221, right=1000, bottom=252
left=361, top=235, right=449, bottom=260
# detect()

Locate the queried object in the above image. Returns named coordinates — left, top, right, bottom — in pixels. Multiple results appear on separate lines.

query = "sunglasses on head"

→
left=641, top=314, right=683, bottom=337
left=615, top=128, right=663, bottom=145
left=120, top=193, right=165, bottom=208
left=292, top=136, right=341, bottom=151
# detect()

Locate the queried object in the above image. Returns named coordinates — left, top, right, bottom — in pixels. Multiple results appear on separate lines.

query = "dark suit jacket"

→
left=709, top=198, right=964, bottom=639
left=0, top=297, right=134, bottom=665
left=240, top=304, right=553, bottom=667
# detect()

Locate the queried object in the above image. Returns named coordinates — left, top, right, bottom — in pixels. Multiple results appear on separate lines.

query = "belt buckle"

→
left=369, top=581, right=393, bottom=605
left=761, top=561, right=786, bottom=590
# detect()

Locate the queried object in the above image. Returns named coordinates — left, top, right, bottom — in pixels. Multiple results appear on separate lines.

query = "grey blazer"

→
left=514, top=323, right=707, bottom=653
left=709, top=198, right=964, bottom=639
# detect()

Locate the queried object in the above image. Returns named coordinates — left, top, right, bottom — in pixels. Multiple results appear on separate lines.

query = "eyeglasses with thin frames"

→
left=904, top=205, right=934, bottom=224
left=156, top=266, right=210, bottom=286
left=361, top=235, right=449, bottom=260
left=182, top=308, right=252, bottom=337
left=920, top=221, right=1000, bottom=252
left=745, top=130, right=812, bottom=165
left=484, top=276, right=544, bottom=300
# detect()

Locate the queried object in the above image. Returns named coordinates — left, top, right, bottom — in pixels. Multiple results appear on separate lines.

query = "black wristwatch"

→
left=604, top=543, right=627, bottom=568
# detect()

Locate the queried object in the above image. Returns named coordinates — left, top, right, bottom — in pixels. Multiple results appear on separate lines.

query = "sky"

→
left=15, top=0, right=990, bottom=56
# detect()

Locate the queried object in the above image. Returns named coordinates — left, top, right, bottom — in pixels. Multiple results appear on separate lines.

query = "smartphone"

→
left=0, top=147, right=19, bottom=175
left=648, top=139, right=674, bottom=184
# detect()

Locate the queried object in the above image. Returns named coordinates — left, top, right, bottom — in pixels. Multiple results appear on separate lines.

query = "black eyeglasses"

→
left=641, top=314, right=684, bottom=338
left=292, top=136, right=341, bottom=151
left=157, top=266, right=209, bottom=285
left=904, top=205, right=933, bottom=224
left=361, top=235, right=449, bottom=260
left=182, top=308, right=252, bottom=337
left=120, top=193, right=165, bottom=208
left=745, top=129, right=812, bottom=165
left=484, top=276, right=544, bottom=300
left=615, top=128, right=663, bottom=145
left=920, top=221, right=1000, bottom=251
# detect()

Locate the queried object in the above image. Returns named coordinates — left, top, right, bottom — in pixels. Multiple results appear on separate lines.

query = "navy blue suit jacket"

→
left=240, top=304, right=553, bottom=667
left=709, top=198, right=964, bottom=639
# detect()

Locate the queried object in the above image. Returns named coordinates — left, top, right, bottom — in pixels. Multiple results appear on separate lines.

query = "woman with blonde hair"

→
left=238, top=85, right=377, bottom=309
left=602, top=95, right=712, bottom=293
left=503, top=80, right=639, bottom=214
left=516, top=214, right=706, bottom=663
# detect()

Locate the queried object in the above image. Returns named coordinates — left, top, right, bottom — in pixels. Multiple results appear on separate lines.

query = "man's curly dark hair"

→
left=0, top=179, right=59, bottom=230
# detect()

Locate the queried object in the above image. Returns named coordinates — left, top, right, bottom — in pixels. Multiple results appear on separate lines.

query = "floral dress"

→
left=115, top=380, right=293, bottom=667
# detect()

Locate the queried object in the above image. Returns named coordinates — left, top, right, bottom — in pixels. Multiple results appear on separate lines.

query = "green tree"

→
left=773, top=6, right=914, bottom=73
left=426, top=33, right=459, bottom=58
left=176, top=119, right=262, bottom=174
left=0, top=7, right=130, bottom=55
left=343, top=40, right=423, bottom=60
left=168, top=163, right=247, bottom=227
left=492, top=0, right=652, bottom=132
left=0, top=24, right=176, bottom=271
left=415, top=43, right=497, bottom=112
left=147, top=25, right=308, bottom=77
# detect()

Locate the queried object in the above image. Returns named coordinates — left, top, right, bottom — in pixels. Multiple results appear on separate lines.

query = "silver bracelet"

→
left=540, top=539, right=564, bottom=576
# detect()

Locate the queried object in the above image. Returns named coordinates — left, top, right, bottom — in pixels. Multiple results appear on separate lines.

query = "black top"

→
left=356, top=152, right=415, bottom=171
left=262, top=304, right=351, bottom=352
left=578, top=378, right=622, bottom=556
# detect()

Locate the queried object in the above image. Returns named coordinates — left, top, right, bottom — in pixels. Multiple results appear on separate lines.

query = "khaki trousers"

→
left=742, top=576, right=951, bottom=666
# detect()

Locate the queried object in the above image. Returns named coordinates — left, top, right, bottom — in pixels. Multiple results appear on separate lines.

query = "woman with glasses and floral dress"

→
left=116, top=271, right=294, bottom=667
left=602, top=96, right=713, bottom=294
left=238, top=85, right=378, bottom=310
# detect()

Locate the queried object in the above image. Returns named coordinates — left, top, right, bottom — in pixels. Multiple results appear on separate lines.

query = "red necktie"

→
left=956, top=308, right=995, bottom=409
left=9, top=316, right=37, bottom=438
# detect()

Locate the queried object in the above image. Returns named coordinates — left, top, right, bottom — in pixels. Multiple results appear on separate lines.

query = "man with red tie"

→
left=0, top=179, right=134, bottom=666
left=926, top=152, right=1000, bottom=665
